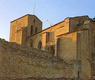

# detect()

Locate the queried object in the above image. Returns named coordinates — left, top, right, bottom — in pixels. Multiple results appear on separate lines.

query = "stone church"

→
left=10, top=14, right=95, bottom=79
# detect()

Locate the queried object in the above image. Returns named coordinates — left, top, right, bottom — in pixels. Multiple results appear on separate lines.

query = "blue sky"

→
left=0, top=0, right=95, bottom=41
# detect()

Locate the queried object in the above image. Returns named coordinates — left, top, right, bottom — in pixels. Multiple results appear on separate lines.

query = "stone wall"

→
left=78, top=23, right=95, bottom=79
left=69, top=16, right=90, bottom=32
left=0, top=38, right=74, bottom=79
left=57, top=32, right=77, bottom=61
left=77, top=30, right=91, bottom=79
left=0, top=77, right=73, bottom=80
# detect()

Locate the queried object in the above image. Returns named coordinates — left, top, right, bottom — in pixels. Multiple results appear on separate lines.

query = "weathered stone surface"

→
left=0, top=38, right=73, bottom=79
left=0, top=77, right=73, bottom=80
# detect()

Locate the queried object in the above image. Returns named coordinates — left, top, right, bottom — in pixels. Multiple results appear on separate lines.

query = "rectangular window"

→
left=46, top=32, right=54, bottom=43
left=46, top=32, right=49, bottom=43
left=51, top=32, right=54, bottom=41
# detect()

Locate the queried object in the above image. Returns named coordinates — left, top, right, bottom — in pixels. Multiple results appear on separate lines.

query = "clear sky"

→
left=0, top=0, right=95, bottom=41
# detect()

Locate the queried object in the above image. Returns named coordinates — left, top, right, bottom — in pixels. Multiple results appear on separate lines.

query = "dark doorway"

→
left=50, top=45, right=55, bottom=57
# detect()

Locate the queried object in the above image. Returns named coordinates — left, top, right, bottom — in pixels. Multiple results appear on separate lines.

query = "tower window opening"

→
left=31, top=25, right=33, bottom=35
left=35, top=27, right=37, bottom=33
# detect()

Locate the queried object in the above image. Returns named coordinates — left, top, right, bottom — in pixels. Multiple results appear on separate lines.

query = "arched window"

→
left=38, top=41, right=42, bottom=49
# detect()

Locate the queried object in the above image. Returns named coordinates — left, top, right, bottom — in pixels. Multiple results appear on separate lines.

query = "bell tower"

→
left=10, top=14, right=42, bottom=46
left=27, top=15, right=42, bottom=37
